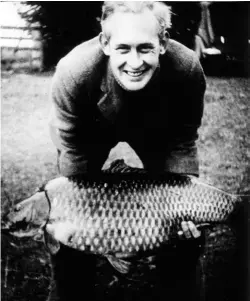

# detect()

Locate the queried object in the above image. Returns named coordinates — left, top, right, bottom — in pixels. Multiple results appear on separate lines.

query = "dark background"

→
left=20, top=1, right=249, bottom=75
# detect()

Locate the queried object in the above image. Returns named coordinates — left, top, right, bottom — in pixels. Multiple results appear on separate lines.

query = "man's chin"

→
left=119, top=79, right=148, bottom=91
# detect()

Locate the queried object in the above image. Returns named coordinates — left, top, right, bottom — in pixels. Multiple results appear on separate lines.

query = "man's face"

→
left=100, top=10, right=166, bottom=91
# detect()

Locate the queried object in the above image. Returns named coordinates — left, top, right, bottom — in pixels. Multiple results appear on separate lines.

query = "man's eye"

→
left=116, top=47, right=129, bottom=54
left=140, top=48, right=152, bottom=54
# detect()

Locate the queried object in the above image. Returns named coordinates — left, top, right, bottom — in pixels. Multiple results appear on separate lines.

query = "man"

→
left=194, top=2, right=221, bottom=59
left=48, top=2, right=206, bottom=301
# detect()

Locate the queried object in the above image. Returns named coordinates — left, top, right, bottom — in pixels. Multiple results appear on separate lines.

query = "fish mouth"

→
left=1, top=223, right=11, bottom=234
left=1, top=220, right=33, bottom=237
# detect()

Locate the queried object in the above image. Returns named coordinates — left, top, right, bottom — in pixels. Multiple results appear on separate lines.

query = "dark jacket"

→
left=49, top=36, right=206, bottom=177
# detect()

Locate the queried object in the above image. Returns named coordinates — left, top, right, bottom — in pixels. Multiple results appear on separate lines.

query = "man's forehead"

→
left=107, top=10, right=158, bottom=26
left=105, top=11, right=159, bottom=42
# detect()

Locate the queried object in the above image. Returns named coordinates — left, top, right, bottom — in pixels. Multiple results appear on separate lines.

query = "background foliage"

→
left=20, top=2, right=102, bottom=68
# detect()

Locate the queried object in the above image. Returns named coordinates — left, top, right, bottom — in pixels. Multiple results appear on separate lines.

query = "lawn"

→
left=1, top=72, right=250, bottom=301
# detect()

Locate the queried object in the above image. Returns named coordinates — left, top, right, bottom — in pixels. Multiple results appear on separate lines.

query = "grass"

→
left=197, top=78, right=250, bottom=195
left=1, top=72, right=250, bottom=301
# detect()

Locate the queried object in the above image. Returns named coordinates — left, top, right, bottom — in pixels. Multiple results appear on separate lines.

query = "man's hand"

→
left=173, top=221, right=204, bottom=275
left=178, top=221, right=201, bottom=239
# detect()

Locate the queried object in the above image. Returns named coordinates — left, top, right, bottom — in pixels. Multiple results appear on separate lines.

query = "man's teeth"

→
left=126, top=71, right=144, bottom=76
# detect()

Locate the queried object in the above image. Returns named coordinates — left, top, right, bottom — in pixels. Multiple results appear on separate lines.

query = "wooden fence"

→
left=1, top=25, right=44, bottom=71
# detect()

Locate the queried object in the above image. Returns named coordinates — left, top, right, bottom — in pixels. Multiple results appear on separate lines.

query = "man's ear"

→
left=159, top=31, right=169, bottom=55
left=99, top=32, right=110, bottom=56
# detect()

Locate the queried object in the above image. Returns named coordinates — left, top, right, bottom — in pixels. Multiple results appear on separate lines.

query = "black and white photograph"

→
left=1, top=1, right=249, bottom=301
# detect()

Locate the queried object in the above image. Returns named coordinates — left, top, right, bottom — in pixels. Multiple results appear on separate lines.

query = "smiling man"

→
left=48, top=2, right=206, bottom=301
left=99, top=7, right=165, bottom=91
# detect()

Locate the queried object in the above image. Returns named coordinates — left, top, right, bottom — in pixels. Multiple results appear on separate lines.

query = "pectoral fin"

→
left=44, top=231, right=60, bottom=255
left=105, top=255, right=131, bottom=274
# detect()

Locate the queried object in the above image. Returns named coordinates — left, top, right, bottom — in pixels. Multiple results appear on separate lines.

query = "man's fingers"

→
left=179, top=221, right=201, bottom=239
left=187, top=221, right=201, bottom=238
left=181, top=221, right=192, bottom=239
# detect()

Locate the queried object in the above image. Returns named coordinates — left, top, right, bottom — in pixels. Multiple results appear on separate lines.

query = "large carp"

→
left=2, top=160, right=242, bottom=273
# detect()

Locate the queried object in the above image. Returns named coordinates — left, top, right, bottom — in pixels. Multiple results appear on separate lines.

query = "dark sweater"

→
left=49, top=36, right=206, bottom=177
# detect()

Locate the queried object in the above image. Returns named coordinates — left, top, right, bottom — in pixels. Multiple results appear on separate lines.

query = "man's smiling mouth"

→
left=124, top=69, right=147, bottom=77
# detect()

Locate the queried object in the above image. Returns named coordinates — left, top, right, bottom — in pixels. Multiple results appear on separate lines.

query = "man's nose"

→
left=127, top=51, right=143, bottom=69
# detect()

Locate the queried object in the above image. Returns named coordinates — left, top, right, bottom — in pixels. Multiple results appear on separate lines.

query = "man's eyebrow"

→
left=138, top=43, right=155, bottom=48
left=114, top=43, right=155, bottom=48
left=115, top=44, right=130, bottom=48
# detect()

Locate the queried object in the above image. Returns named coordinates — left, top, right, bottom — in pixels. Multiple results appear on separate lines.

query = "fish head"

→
left=2, top=191, right=50, bottom=238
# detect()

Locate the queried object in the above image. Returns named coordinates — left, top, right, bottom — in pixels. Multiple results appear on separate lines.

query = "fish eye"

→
left=14, top=205, right=21, bottom=212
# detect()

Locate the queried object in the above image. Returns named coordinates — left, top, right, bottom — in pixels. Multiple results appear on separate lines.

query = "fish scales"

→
left=3, top=171, right=241, bottom=262
left=42, top=175, right=233, bottom=254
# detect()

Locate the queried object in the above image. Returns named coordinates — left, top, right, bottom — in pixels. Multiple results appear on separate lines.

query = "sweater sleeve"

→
left=49, top=60, right=113, bottom=177
left=164, top=54, right=206, bottom=176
